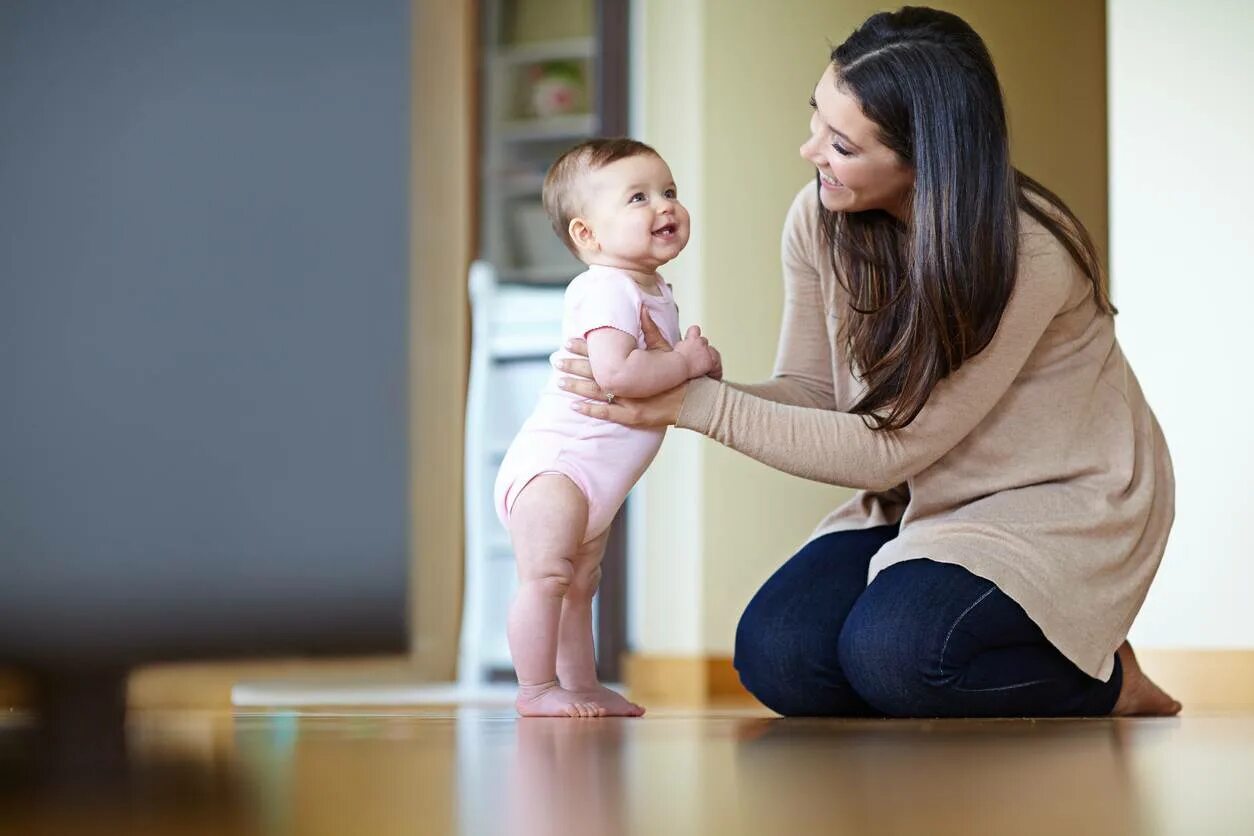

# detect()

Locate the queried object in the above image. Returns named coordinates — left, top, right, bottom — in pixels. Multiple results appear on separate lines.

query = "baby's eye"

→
left=629, top=192, right=647, bottom=204
left=663, top=188, right=677, bottom=199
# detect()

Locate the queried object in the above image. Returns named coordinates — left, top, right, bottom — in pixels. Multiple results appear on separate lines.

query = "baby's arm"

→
left=584, top=324, right=714, bottom=398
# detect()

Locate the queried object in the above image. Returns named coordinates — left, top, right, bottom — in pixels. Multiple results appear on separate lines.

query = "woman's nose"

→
left=799, top=133, right=820, bottom=162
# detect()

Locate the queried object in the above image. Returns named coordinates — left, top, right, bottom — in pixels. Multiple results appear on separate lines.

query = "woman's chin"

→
left=818, top=187, right=848, bottom=213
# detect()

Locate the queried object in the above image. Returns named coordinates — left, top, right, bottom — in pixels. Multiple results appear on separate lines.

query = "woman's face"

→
left=800, top=64, right=915, bottom=220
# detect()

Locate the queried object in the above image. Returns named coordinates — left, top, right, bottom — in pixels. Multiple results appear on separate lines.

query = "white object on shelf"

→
left=459, top=260, right=568, bottom=687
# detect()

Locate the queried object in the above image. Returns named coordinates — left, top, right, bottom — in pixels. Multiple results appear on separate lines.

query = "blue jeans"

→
left=734, top=525, right=1123, bottom=717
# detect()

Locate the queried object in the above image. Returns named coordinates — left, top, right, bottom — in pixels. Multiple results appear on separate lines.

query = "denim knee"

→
left=734, top=599, right=838, bottom=716
left=837, top=609, right=943, bottom=717
left=736, top=600, right=881, bottom=716
left=733, top=602, right=796, bottom=714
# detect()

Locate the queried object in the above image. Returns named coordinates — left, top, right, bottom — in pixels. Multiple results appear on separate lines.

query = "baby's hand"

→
left=675, top=326, right=717, bottom=379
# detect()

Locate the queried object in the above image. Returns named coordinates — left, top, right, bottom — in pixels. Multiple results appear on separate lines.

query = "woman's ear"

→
left=568, top=217, right=599, bottom=254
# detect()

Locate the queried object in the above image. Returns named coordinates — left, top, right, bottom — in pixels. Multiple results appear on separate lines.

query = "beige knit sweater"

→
left=677, top=184, right=1174, bottom=681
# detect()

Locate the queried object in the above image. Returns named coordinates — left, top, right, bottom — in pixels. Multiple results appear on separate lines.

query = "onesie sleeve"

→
left=570, top=273, right=644, bottom=341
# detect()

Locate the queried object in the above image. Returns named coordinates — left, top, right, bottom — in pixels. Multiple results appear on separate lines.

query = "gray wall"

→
left=0, top=0, right=410, bottom=665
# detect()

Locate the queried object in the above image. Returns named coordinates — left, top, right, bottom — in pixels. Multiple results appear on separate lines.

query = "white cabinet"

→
left=459, top=261, right=568, bottom=685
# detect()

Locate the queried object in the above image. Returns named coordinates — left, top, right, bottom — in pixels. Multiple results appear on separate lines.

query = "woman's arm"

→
left=676, top=238, right=1076, bottom=491
left=564, top=191, right=1075, bottom=491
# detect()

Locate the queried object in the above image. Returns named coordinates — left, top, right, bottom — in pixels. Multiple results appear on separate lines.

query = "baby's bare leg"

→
left=556, top=531, right=645, bottom=717
left=553, top=531, right=606, bottom=692
left=507, top=474, right=605, bottom=718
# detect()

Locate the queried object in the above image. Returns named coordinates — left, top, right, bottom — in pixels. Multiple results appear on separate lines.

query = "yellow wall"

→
left=1110, top=0, right=1254, bottom=649
left=633, top=0, right=1108, bottom=656
left=631, top=0, right=707, bottom=654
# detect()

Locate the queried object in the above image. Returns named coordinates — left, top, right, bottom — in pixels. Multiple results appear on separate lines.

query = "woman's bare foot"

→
left=516, top=681, right=607, bottom=718
left=1112, top=641, right=1182, bottom=717
left=567, top=685, right=646, bottom=717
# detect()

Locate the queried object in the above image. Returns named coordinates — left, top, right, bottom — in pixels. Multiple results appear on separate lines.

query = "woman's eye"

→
left=832, top=141, right=853, bottom=157
left=630, top=192, right=646, bottom=203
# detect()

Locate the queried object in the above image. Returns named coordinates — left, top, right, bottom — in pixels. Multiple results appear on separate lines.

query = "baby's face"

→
left=575, top=154, right=690, bottom=271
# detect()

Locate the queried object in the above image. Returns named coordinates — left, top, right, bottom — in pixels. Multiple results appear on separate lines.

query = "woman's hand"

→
left=555, top=308, right=694, bottom=428
left=707, top=344, right=723, bottom=381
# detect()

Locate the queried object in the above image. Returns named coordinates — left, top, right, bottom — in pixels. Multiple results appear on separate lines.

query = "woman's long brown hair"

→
left=823, top=7, right=1115, bottom=432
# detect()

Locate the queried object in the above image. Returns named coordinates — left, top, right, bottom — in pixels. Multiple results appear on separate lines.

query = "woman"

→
left=557, top=7, right=1180, bottom=717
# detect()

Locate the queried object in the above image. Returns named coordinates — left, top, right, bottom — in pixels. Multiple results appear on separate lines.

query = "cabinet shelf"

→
left=501, top=114, right=597, bottom=142
left=493, top=36, right=596, bottom=65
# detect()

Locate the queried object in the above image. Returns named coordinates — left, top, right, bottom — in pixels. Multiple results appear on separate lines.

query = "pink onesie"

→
left=494, top=265, right=682, bottom=544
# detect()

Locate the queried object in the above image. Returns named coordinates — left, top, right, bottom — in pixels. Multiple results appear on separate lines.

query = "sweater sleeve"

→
left=676, top=232, right=1076, bottom=491
left=724, top=184, right=837, bottom=410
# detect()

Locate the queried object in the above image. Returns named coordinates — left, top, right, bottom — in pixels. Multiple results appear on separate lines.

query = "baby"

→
left=494, top=138, right=720, bottom=718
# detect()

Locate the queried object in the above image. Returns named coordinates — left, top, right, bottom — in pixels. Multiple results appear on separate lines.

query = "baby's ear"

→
left=568, top=217, right=598, bottom=253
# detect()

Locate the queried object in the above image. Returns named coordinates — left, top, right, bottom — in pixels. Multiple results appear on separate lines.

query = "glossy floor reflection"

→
left=3, top=707, right=1253, bottom=835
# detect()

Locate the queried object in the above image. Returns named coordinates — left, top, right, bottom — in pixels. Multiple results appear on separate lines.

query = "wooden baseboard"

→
left=625, top=650, right=1254, bottom=713
left=622, top=654, right=755, bottom=706
left=1136, top=649, right=1254, bottom=712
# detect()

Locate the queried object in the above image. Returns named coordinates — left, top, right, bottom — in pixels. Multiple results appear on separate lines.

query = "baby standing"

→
left=494, top=138, right=719, bottom=717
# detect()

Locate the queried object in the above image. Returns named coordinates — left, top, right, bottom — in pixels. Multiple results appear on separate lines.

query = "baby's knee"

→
left=566, top=562, right=602, bottom=600
left=518, top=556, right=576, bottom=598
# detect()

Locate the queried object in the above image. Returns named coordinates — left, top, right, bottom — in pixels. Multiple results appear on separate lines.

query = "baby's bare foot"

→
left=568, top=685, right=645, bottom=717
left=1112, top=641, right=1182, bottom=717
left=516, top=681, right=606, bottom=718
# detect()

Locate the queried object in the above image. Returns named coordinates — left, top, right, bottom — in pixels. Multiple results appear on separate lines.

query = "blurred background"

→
left=2, top=0, right=1252, bottom=738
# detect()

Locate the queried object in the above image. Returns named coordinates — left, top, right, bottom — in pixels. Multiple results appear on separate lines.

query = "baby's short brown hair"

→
left=542, top=137, right=660, bottom=257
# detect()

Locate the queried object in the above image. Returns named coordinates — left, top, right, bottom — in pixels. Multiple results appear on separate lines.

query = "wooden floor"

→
left=3, top=706, right=1253, bottom=835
